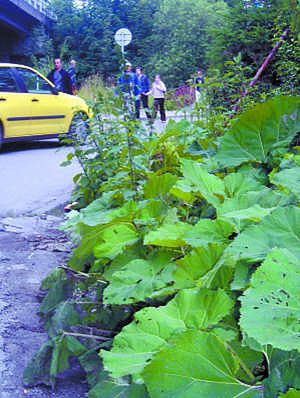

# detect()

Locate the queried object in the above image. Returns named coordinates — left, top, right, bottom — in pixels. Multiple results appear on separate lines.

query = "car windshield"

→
left=0, top=68, right=18, bottom=92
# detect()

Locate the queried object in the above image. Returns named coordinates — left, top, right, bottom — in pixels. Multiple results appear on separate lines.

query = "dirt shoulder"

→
left=0, top=213, right=87, bottom=398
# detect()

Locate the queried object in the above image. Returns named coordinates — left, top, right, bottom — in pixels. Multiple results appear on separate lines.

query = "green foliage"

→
left=143, top=331, right=261, bottom=398
left=103, top=253, right=176, bottom=304
left=89, top=381, right=149, bottom=398
left=263, top=350, right=300, bottom=397
left=240, top=249, right=300, bottom=351
left=270, top=166, right=300, bottom=200
left=279, top=390, right=300, bottom=398
left=25, top=95, right=300, bottom=398
left=146, top=0, right=229, bottom=86
left=216, top=96, right=300, bottom=168
left=183, top=218, right=235, bottom=246
left=102, top=288, right=233, bottom=379
left=226, top=207, right=300, bottom=262
left=51, top=0, right=120, bottom=80
left=21, top=23, right=54, bottom=74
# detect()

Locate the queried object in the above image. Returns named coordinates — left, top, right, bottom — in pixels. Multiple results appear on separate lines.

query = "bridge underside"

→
left=0, top=0, right=48, bottom=62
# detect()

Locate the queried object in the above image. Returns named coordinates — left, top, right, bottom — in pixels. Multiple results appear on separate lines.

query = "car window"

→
left=0, top=68, right=18, bottom=92
left=17, top=68, right=53, bottom=94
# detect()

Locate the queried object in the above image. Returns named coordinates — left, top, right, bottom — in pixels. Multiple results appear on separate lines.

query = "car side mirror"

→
left=51, top=87, right=59, bottom=95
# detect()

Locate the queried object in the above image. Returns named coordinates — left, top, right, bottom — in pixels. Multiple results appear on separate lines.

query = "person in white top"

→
left=149, top=74, right=167, bottom=122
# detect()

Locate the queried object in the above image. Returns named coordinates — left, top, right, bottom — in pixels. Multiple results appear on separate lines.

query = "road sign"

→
left=114, top=28, right=132, bottom=55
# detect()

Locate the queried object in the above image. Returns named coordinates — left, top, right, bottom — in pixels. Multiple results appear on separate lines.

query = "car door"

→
left=0, top=66, right=33, bottom=138
left=15, top=67, right=69, bottom=136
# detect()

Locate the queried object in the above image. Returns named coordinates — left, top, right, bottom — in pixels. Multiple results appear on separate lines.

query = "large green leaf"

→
left=174, top=243, right=227, bottom=289
left=216, top=96, right=300, bottom=167
left=103, top=252, right=176, bottom=304
left=218, top=170, right=289, bottom=230
left=270, top=167, right=300, bottom=200
left=217, top=188, right=286, bottom=231
left=68, top=224, right=107, bottom=271
left=103, top=246, right=141, bottom=280
left=144, top=172, right=178, bottom=198
left=135, top=199, right=168, bottom=226
left=179, top=158, right=225, bottom=206
left=170, top=178, right=196, bottom=204
left=39, top=270, right=74, bottom=315
left=183, top=218, right=235, bottom=247
left=279, top=390, right=300, bottom=398
left=223, top=170, right=266, bottom=198
left=89, top=381, right=149, bottom=398
left=263, top=349, right=300, bottom=398
left=50, top=335, right=86, bottom=380
left=23, top=341, right=53, bottom=387
left=78, top=346, right=105, bottom=387
left=62, top=200, right=137, bottom=229
left=94, top=223, right=139, bottom=259
left=23, top=336, right=87, bottom=387
left=144, top=221, right=192, bottom=247
left=143, top=330, right=261, bottom=398
left=101, top=288, right=233, bottom=379
left=47, top=302, right=81, bottom=338
left=226, top=206, right=300, bottom=263
left=240, top=249, right=300, bottom=351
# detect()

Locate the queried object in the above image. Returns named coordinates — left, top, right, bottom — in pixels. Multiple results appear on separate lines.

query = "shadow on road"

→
left=1, top=139, right=62, bottom=154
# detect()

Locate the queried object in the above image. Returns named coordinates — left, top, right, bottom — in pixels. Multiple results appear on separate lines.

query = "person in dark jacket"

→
left=116, top=62, right=140, bottom=119
left=47, top=58, right=72, bottom=95
left=117, top=62, right=140, bottom=96
left=135, top=66, right=151, bottom=120
left=67, top=59, right=77, bottom=94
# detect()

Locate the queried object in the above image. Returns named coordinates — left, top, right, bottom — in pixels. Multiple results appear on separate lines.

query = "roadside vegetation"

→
left=23, top=86, right=300, bottom=397
left=22, top=0, right=300, bottom=397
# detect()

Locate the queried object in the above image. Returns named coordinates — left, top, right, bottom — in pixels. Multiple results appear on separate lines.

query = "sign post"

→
left=114, top=28, right=132, bottom=57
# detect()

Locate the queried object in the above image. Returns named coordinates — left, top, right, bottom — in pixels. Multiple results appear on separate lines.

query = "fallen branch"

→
left=229, top=28, right=290, bottom=120
left=59, top=265, right=107, bottom=284
left=71, top=325, right=116, bottom=337
left=63, top=331, right=111, bottom=341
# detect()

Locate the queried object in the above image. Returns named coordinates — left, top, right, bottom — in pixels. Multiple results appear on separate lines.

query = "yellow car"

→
left=0, top=63, right=90, bottom=148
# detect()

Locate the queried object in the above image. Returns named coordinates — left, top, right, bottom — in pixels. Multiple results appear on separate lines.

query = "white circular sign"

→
left=114, top=28, right=132, bottom=47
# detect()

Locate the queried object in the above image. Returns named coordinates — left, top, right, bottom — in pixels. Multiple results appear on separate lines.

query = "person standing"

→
left=194, top=69, right=204, bottom=102
left=151, top=74, right=167, bottom=123
left=117, top=62, right=140, bottom=97
left=117, top=62, right=140, bottom=118
left=135, top=66, right=151, bottom=120
left=47, top=58, right=72, bottom=95
left=68, top=59, right=78, bottom=95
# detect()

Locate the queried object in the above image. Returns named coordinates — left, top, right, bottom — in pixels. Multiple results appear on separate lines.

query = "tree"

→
left=51, top=0, right=120, bottom=81
left=146, top=0, right=229, bottom=86
left=208, top=0, right=300, bottom=88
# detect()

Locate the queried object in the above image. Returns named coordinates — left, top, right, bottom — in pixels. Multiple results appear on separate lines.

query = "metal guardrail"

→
left=23, top=0, right=56, bottom=19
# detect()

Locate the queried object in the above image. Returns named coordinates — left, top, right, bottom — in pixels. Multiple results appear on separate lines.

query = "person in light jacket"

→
left=150, top=74, right=167, bottom=122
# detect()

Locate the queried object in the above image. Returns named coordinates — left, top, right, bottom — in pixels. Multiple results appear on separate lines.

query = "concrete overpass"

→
left=0, top=0, right=54, bottom=62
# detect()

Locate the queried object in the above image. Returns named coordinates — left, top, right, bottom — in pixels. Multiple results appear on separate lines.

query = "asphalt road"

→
left=0, top=140, right=86, bottom=398
left=0, top=140, right=81, bottom=217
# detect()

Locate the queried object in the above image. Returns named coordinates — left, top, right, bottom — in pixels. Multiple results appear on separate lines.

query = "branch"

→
left=62, top=331, right=111, bottom=341
left=229, top=28, right=290, bottom=119
left=59, top=265, right=107, bottom=284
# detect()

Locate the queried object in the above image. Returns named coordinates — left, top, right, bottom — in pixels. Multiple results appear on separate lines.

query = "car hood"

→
left=59, top=92, right=92, bottom=117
